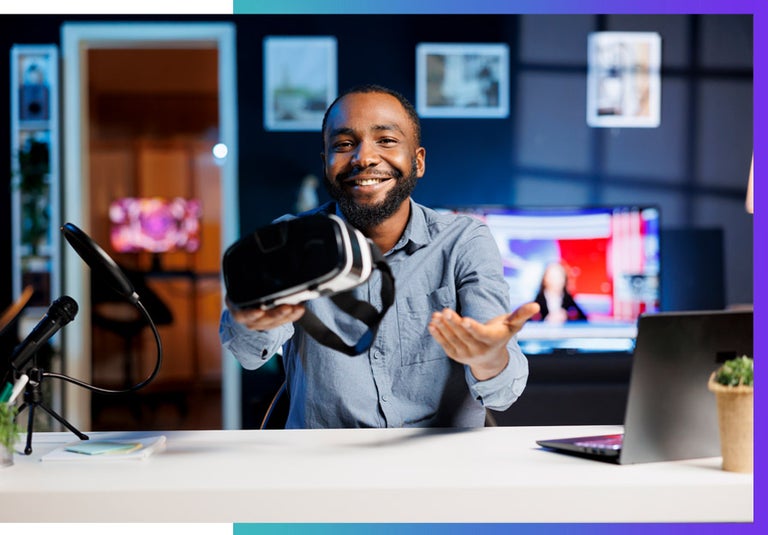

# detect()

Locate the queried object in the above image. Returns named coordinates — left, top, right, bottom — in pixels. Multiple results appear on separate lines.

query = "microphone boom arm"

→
left=10, top=223, right=167, bottom=454
left=42, top=298, right=163, bottom=394
left=55, top=222, right=164, bottom=394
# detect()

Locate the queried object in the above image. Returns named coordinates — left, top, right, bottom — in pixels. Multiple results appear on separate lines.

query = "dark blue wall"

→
left=0, top=14, right=754, bottom=312
left=231, top=14, right=753, bottom=305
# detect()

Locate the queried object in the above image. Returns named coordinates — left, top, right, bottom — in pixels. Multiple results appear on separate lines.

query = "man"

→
left=220, top=84, right=539, bottom=428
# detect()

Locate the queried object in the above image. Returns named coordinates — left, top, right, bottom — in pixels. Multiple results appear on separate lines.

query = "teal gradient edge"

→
left=233, top=0, right=757, bottom=15
left=233, top=0, right=764, bottom=533
left=233, top=524, right=755, bottom=534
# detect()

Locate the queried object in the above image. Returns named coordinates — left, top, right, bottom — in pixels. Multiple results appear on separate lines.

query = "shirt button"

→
left=373, top=351, right=381, bottom=359
left=381, top=394, right=389, bottom=402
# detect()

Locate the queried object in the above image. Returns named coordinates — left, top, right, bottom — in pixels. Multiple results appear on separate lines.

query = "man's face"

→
left=321, top=92, right=425, bottom=230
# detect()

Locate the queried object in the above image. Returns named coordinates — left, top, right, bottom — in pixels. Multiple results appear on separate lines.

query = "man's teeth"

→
left=355, top=178, right=383, bottom=186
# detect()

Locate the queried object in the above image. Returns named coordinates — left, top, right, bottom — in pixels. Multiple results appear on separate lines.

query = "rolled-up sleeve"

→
left=219, top=308, right=293, bottom=369
left=455, top=223, right=530, bottom=411
left=465, top=339, right=529, bottom=411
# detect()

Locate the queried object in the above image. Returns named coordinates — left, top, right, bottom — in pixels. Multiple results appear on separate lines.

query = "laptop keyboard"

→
left=574, top=434, right=624, bottom=452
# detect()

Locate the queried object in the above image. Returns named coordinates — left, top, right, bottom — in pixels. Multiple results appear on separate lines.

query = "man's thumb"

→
left=505, top=302, right=541, bottom=330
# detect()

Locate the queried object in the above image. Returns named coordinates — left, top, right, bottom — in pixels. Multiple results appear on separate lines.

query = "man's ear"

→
left=415, top=147, right=426, bottom=178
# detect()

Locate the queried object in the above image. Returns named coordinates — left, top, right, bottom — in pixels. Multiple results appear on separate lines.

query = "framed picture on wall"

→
left=416, top=43, right=510, bottom=118
left=587, top=32, right=662, bottom=128
left=264, top=36, right=337, bottom=131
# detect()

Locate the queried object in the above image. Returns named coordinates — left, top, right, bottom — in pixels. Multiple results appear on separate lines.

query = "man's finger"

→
left=504, top=302, right=541, bottom=330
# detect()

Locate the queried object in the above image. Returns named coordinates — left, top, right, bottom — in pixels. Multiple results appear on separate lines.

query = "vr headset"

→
left=223, top=214, right=394, bottom=355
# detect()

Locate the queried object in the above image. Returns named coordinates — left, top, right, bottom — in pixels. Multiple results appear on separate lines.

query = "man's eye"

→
left=333, top=141, right=353, bottom=151
left=379, top=138, right=397, bottom=145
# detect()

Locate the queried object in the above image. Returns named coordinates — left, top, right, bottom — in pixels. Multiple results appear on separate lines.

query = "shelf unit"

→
left=10, top=44, right=61, bottom=320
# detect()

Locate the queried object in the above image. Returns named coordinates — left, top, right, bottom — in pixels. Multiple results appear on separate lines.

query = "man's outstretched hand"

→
left=226, top=297, right=306, bottom=331
left=428, top=302, right=541, bottom=381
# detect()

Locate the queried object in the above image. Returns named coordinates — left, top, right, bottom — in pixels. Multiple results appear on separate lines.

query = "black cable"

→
left=41, top=299, right=163, bottom=394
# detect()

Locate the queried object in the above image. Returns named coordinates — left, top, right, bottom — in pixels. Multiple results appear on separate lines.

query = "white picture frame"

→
left=587, top=32, right=662, bottom=128
left=264, top=36, right=337, bottom=131
left=416, top=42, right=509, bottom=118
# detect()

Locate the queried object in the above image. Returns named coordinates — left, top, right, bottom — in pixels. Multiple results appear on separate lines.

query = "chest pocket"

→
left=398, top=286, right=454, bottom=367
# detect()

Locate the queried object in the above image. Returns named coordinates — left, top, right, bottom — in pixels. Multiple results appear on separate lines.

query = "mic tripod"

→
left=16, top=364, right=88, bottom=455
left=11, top=294, right=162, bottom=455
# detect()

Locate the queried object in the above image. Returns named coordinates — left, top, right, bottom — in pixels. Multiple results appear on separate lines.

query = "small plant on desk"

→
left=708, top=355, right=754, bottom=473
left=0, top=402, right=21, bottom=466
left=712, top=355, right=753, bottom=387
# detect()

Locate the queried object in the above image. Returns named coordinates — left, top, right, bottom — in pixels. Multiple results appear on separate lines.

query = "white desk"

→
left=0, top=426, right=752, bottom=523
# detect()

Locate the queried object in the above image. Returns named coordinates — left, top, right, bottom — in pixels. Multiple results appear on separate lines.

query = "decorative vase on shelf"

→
left=707, top=356, right=753, bottom=473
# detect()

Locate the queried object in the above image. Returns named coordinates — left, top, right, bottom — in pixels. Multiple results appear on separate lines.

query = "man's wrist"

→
left=470, top=349, right=510, bottom=381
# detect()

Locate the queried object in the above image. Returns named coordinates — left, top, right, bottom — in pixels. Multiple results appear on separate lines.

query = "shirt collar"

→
left=392, top=199, right=430, bottom=255
left=331, top=199, right=430, bottom=255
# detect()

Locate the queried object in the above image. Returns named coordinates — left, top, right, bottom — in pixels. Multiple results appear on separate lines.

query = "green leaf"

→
left=715, top=355, right=754, bottom=387
left=0, top=402, right=21, bottom=453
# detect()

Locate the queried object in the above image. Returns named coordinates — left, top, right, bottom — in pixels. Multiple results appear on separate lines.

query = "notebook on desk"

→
left=536, top=309, right=753, bottom=464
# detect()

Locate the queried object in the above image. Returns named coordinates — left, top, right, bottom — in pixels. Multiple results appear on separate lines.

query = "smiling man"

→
left=220, top=84, right=539, bottom=428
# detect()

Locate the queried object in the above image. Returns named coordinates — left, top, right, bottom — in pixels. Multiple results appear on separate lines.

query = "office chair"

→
left=259, top=380, right=288, bottom=429
left=91, top=267, right=173, bottom=388
left=257, top=379, right=498, bottom=429
left=485, top=410, right=498, bottom=427
left=90, top=265, right=183, bottom=426
left=1, top=286, right=35, bottom=372
left=0, top=285, right=34, bottom=336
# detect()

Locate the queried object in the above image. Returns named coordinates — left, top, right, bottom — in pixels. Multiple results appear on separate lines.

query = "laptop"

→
left=536, top=309, right=753, bottom=464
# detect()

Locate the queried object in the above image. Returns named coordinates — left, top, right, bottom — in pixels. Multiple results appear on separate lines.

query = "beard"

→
left=323, top=158, right=419, bottom=231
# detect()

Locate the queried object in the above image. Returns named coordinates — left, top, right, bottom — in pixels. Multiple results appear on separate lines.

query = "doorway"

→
left=61, top=22, right=240, bottom=431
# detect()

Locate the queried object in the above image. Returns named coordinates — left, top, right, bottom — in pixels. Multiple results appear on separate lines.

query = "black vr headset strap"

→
left=296, top=246, right=395, bottom=356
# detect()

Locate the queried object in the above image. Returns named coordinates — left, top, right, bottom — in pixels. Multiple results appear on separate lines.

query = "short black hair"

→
left=321, top=84, right=422, bottom=147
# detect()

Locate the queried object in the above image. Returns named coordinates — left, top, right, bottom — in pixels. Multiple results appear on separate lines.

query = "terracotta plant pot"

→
left=708, top=373, right=753, bottom=473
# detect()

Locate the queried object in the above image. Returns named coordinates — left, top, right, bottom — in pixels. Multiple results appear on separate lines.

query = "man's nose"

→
left=351, top=141, right=379, bottom=168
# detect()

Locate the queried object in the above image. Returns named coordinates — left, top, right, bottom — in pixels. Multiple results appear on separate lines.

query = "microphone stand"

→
left=16, top=363, right=88, bottom=455
left=8, top=223, right=164, bottom=455
left=12, top=297, right=163, bottom=455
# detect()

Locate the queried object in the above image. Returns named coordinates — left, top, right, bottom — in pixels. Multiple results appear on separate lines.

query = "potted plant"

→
left=16, top=139, right=51, bottom=257
left=707, top=355, right=753, bottom=473
left=0, top=402, right=21, bottom=467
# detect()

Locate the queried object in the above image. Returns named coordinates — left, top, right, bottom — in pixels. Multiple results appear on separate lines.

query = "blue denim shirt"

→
left=220, top=200, right=529, bottom=428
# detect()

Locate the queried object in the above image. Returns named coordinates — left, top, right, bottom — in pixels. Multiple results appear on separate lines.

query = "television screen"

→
left=109, top=197, right=202, bottom=254
left=441, top=205, right=661, bottom=353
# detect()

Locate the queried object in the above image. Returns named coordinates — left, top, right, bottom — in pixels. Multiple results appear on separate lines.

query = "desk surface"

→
left=0, top=426, right=752, bottom=523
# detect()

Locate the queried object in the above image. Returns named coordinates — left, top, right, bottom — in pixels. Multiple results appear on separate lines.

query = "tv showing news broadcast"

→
left=442, top=205, right=661, bottom=353
left=109, top=197, right=202, bottom=254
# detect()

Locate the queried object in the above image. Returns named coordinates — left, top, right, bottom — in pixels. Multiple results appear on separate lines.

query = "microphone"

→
left=58, top=222, right=163, bottom=394
left=61, top=222, right=138, bottom=302
left=11, top=296, right=79, bottom=371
